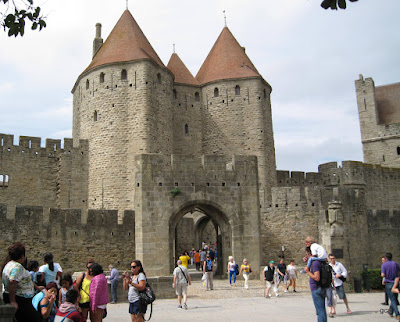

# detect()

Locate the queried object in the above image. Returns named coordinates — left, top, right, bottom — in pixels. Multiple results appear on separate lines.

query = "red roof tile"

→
left=196, top=27, right=261, bottom=85
left=167, top=53, right=199, bottom=85
left=82, top=10, right=164, bottom=75
left=376, top=82, right=400, bottom=125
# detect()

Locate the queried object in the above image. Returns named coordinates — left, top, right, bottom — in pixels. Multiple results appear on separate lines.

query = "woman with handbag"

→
left=123, top=260, right=147, bottom=322
left=74, top=259, right=95, bottom=321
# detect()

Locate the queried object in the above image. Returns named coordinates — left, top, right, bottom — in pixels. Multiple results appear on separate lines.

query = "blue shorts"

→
left=129, top=300, right=147, bottom=314
left=335, top=284, right=346, bottom=299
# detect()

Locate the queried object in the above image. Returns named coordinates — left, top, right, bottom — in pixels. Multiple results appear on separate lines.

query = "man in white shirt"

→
left=327, top=254, right=352, bottom=315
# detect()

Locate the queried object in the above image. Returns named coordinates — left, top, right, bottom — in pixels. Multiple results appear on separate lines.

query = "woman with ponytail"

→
left=39, top=253, right=62, bottom=286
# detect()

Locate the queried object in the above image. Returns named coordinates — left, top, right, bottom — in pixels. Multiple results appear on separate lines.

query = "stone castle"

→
left=1, top=10, right=399, bottom=279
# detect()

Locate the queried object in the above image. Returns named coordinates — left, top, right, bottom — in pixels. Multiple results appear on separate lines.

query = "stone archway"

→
left=169, top=200, right=232, bottom=276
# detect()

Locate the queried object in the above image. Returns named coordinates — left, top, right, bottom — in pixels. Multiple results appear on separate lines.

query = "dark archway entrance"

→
left=169, top=201, right=232, bottom=276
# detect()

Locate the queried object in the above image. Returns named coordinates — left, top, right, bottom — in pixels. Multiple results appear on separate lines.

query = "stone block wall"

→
left=367, top=210, right=400, bottom=269
left=72, top=60, right=174, bottom=214
left=134, top=153, right=261, bottom=276
left=172, top=84, right=203, bottom=155
left=0, top=206, right=135, bottom=273
left=0, top=135, right=88, bottom=211
left=201, top=78, right=277, bottom=202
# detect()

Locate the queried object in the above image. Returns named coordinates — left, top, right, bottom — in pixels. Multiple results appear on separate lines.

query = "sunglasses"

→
left=131, top=265, right=137, bottom=268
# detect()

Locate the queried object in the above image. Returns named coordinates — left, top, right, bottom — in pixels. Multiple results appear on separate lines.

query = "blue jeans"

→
left=307, top=257, right=326, bottom=268
left=311, top=287, right=327, bottom=322
left=229, top=271, right=236, bottom=284
left=386, top=282, right=399, bottom=317
left=111, top=279, right=119, bottom=303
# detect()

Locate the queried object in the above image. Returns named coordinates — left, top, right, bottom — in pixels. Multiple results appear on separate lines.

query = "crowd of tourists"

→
left=1, top=243, right=147, bottom=322
left=2, top=239, right=400, bottom=322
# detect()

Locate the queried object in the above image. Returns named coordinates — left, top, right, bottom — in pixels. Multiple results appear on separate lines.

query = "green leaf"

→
left=32, top=22, right=37, bottom=30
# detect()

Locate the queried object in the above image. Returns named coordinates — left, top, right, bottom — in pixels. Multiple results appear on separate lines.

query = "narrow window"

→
left=173, top=89, right=177, bottom=99
left=195, top=92, right=200, bottom=102
left=397, top=147, right=400, bottom=155
left=86, top=79, right=89, bottom=90
left=54, top=144, right=57, bottom=152
left=28, top=140, right=32, bottom=149
left=0, top=138, right=3, bottom=146
left=263, top=88, right=267, bottom=99
left=157, top=73, right=161, bottom=84
left=100, top=72, right=105, bottom=83
left=214, top=88, right=219, bottom=97
left=235, top=85, right=240, bottom=95
left=121, top=69, right=127, bottom=80
left=94, top=111, right=98, bottom=122
left=184, top=124, right=189, bottom=134
left=383, top=155, right=385, bottom=162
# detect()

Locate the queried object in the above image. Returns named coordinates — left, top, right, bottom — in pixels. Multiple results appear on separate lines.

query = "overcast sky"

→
left=1, top=0, right=399, bottom=172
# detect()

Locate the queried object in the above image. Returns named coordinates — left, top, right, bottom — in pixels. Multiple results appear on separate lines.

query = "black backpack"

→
left=318, top=262, right=333, bottom=288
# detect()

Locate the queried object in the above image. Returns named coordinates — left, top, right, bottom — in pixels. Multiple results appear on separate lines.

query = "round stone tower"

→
left=72, top=10, right=174, bottom=214
left=196, top=27, right=277, bottom=203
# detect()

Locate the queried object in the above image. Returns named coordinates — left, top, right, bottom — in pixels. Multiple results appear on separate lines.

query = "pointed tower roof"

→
left=196, top=27, right=261, bottom=85
left=167, top=53, right=199, bottom=86
left=82, top=10, right=164, bottom=75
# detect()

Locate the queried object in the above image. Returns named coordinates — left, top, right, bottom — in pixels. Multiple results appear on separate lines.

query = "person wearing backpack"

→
left=54, top=289, right=85, bottom=322
left=305, top=257, right=330, bottom=322
left=203, top=254, right=214, bottom=290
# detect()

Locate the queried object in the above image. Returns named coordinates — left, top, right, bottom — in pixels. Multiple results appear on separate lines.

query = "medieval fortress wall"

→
left=1, top=136, right=399, bottom=274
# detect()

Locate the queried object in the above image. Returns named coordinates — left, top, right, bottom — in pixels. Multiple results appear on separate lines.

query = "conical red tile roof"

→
left=196, top=27, right=261, bottom=85
left=167, top=53, right=199, bottom=85
left=82, top=10, right=164, bottom=75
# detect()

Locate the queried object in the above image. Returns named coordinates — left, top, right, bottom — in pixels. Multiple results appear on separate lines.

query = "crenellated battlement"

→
left=276, top=170, right=322, bottom=186
left=0, top=133, right=88, bottom=155
left=318, top=160, right=400, bottom=186
left=0, top=205, right=135, bottom=273
left=135, top=154, right=258, bottom=189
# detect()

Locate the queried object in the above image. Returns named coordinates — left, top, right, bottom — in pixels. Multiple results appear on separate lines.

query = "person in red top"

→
left=54, top=289, right=85, bottom=322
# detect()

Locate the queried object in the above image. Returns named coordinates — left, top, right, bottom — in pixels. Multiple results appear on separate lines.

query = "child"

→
left=59, top=273, right=74, bottom=304
left=305, top=236, right=327, bottom=268
left=55, top=289, right=85, bottom=322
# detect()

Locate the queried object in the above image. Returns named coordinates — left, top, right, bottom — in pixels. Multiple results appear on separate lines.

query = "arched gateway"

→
left=169, top=201, right=232, bottom=275
left=133, top=154, right=262, bottom=277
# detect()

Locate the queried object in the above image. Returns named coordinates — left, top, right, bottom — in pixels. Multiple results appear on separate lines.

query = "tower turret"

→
left=196, top=26, right=277, bottom=203
left=72, top=10, right=174, bottom=215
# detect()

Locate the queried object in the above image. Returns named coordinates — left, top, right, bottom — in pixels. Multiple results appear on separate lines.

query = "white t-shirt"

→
left=228, top=261, right=236, bottom=272
left=128, top=273, right=146, bottom=303
left=287, top=264, right=297, bottom=276
left=310, top=243, right=327, bottom=259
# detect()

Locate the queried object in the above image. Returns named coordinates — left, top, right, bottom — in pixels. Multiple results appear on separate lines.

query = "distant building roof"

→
left=196, top=27, right=261, bottom=85
left=82, top=10, right=164, bottom=75
left=167, top=53, right=199, bottom=86
left=376, top=82, right=400, bottom=125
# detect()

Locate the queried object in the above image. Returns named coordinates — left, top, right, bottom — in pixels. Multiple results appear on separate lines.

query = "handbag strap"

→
left=178, top=267, right=188, bottom=283
left=60, top=310, right=77, bottom=322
